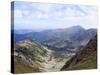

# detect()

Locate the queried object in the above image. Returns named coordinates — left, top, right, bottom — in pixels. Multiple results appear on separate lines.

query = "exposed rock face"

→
left=61, top=35, right=97, bottom=70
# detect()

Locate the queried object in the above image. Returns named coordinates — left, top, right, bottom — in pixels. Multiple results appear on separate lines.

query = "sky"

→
left=12, top=1, right=98, bottom=30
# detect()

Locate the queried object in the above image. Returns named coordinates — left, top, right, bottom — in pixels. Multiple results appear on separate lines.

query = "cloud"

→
left=13, top=1, right=97, bottom=30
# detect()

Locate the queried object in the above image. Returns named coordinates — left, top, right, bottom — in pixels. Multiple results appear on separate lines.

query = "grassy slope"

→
left=64, top=51, right=97, bottom=70
left=14, top=56, right=40, bottom=74
left=14, top=62, right=42, bottom=74
left=14, top=62, right=33, bottom=74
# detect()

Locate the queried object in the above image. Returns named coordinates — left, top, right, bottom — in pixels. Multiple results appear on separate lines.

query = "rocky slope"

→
left=61, top=35, right=97, bottom=70
left=14, top=39, right=52, bottom=73
left=14, top=39, right=74, bottom=73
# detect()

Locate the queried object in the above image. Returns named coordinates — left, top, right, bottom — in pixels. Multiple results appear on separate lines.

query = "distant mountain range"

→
left=14, top=29, right=34, bottom=34
left=13, top=26, right=97, bottom=51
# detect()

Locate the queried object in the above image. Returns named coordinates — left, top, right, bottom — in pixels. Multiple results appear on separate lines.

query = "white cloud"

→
left=14, top=2, right=97, bottom=29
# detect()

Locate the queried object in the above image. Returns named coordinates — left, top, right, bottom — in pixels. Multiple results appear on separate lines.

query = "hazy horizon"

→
left=12, top=1, right=98, bottom=30
left=14, top=25, right=97, bottom=33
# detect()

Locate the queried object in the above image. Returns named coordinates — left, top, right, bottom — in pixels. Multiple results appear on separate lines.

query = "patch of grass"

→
left=14, top=62, right=41, bottom=74
left=14, top=56, right=41, bottom=74
left=64, top=52, right=97, bottom=70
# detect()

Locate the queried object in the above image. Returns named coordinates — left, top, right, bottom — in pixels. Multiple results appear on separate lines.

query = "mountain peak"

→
left=69, top=25, right=84, bottom=30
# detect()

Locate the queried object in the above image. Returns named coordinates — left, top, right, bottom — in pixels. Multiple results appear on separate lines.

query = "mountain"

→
left=13, top=26, right=97, bottom=53
left=14, top=39, right=52, bottom=73
left=13, top=26, right=97, bottom=73
left=14, top=29, right=34, bottom=34
left=61, top=35, right=97, bottom=70
left=14, top=26, right=96, bottom=44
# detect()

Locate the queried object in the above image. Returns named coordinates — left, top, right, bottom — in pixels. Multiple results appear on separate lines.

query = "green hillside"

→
left=61, top=35, right=97, bottom=71
left=64, top=51, right=97, bottom=70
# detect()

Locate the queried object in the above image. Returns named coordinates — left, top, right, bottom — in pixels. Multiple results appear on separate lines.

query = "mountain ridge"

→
left=61, top=35, right=97, bottom=70
left=14, top=26, right=97, bottom=47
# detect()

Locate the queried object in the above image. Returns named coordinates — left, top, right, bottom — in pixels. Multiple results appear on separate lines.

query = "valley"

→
left=12, top=26, right=97, bottom=73
left=14, top=39, right=75, bottom=73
